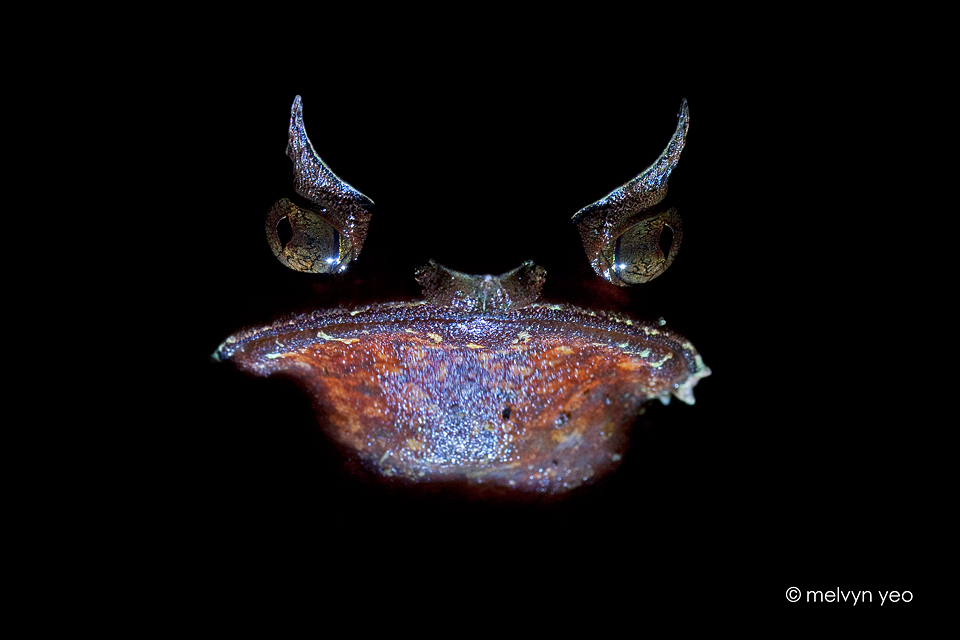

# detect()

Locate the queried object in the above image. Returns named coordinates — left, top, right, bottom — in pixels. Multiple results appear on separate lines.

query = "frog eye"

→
left=267, top=95, right=373, bottom=273
left=266, top=198, right=355, bottom=273
left=609, top=206, right=682, bottom=285
left=572, top=99, right=688, bottom=286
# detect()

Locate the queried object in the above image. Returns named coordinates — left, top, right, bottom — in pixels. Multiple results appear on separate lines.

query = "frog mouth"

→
left=214, top=296, right=709, bottom=493
left=214, top=96, right=708, bottom=495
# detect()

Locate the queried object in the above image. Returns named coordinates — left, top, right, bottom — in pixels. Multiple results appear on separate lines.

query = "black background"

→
left=145, top=32, right=935, bottom=614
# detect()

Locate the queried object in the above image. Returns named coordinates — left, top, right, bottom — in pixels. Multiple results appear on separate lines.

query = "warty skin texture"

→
left=215, top=96, right=708, bottom=496
left=215, top=301, right=709, bottom=494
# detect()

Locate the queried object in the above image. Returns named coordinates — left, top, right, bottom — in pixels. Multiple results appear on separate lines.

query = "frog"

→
left=213, top=95, right=710, bottom=495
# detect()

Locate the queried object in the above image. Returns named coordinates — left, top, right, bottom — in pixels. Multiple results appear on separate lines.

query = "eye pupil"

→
left=266, top=199, right=353, bottom=274
left=276, top=216, right=294, bottom=249
left=608, top=208, right=682, bottom=285
left=658, top=224, right=674, bottom=257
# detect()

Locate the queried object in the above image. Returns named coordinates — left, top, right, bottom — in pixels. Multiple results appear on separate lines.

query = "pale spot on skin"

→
left=317, top=330, right=360, bottom=344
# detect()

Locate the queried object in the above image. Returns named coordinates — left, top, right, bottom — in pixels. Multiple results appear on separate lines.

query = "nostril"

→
left=276, top=216, right=293, bottom=249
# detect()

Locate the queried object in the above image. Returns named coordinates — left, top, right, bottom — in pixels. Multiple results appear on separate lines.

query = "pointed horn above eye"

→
left=286, top=95, right=374, bottom=208
left=272, top=95, right=374, bottom=265
left=630, top=97, right=689, bottom=197
left=572, top=100, right=689, bottom=286
left=573, top=98, right=688, bottom=223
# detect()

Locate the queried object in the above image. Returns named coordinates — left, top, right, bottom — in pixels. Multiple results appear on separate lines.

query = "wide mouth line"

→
left=215, top=301, right=708, bottom=379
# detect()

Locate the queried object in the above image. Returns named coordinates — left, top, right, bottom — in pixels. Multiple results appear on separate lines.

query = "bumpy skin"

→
left=573, top=99, right=689, bottom=286
left=265, top=96, right=373, bottom=273
left=218, top=96, right=708, bottom=495
left=415, top=260, right=547, bottom=312
left=214, top=302, right=709, bottom=494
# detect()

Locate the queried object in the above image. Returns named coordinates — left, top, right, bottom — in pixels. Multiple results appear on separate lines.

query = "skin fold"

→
left=215, top=96, right=709, bottom=496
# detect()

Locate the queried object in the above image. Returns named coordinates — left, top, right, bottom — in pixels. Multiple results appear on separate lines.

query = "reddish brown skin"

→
left=215, top=96, right=707, bottom=496
left=215, top=302, right=707, bottom=494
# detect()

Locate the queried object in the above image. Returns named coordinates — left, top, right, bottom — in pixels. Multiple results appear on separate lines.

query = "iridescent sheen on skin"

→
left=573, top=99, right=688, bottom=286
left=216, top=96, right=708, bottom=495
